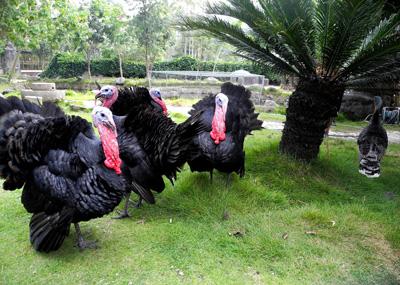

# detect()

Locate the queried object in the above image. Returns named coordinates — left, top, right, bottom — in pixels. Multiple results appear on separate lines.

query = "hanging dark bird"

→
left=357, top=96, right=388, bottom=178
left=95, top=85, right=205, bottom=218
left=187, top=82, right=263, bottom=183
left=0, top=97, right=127, bottom=252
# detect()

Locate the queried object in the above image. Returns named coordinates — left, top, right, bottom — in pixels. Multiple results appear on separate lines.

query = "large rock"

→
left=115, top=77, right=125, bottom=85
left=340, top=90, right=373, bottom=120
left=259, top=99, right=279, bottom=112
left=340, top=90, right=392, bottom=120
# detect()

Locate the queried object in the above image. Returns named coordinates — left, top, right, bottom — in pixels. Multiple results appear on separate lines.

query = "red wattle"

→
left=210, top=106, right=226, bottom=145
left=152, top=97, right=168, bottom=115
left=97, top=124, right=122, bottom=174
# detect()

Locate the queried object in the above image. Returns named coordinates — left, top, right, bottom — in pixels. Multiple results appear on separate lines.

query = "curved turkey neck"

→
left=97, top=123, right=122, bottom=174
left=104, top=91, right=118, bottom=109
left=210, top=103, right=227, bottom=144
left=372, top=97, right=383, bottom=125
left=152, top=97, right=168, bottom=115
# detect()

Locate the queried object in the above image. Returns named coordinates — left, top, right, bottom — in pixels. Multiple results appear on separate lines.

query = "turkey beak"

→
left=103, top=120, right=116, bottom=132
left=95, top=92, right=104, bottom=106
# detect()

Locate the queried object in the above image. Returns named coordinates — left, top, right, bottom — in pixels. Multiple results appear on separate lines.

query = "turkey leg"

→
left=74, top=223, right=97, bottom=250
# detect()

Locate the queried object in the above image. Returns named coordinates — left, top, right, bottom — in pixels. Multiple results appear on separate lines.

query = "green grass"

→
left=0, top=104, right=399, bottom=284
left=164, top=97, right=200, bottom=107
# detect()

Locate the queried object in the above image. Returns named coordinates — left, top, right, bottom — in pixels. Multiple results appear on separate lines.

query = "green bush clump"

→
left=41, top=53, right=86, bottom=78
left=42, top=54, right=278, bottom=80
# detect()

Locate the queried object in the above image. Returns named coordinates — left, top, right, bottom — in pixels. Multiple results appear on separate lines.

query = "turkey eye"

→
left=101, top=113, right=105, bottom=117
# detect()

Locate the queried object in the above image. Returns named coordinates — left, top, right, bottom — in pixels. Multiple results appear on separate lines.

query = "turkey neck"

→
left=97, top=124, right=122, bottom=174
left=152, top=97, right=168, bottom=115
left=210, top=104, right=227, bottom=144
left=372, top=97, right=383, bottom=125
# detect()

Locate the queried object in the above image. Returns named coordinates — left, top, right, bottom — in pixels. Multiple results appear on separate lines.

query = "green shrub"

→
left=42, top=54, right=279, bottom=80
left=41, top=53, right=86, bottom=78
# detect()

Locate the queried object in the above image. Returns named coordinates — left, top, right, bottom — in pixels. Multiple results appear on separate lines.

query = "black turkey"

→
left=95, top=86, right=205, bottom=218
left=187, top=82, right=263, bottom=183
left=0, top=97, right=127, bottom=252
left=357, top=96, right=388, bottom=178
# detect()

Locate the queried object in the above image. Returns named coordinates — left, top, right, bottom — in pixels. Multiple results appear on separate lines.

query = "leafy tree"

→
left=130, top=0, right=171, bottom=83
left=182, top=0, right=400, bottom=161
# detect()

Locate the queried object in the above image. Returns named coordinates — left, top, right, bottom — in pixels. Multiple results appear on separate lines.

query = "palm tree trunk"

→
left=279, top=78, right=344, bottom=161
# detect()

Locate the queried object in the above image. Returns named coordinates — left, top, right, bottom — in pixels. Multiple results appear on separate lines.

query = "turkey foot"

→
left=129, top=196, right=143, bottom=208
left=112, top=209, right=131, bottom=219
left=225, top=173, right=232, bottom=188
left=112, top=196, right=131, bottom=219
left=74, top=223, right=98, bottom=250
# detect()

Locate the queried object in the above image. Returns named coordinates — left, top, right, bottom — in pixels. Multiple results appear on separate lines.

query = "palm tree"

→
left=181, top=0, right=400, bottom=161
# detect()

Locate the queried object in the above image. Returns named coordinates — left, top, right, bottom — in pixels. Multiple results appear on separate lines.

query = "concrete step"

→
left=21, top=89, right=65, bottom=102
left=30, top=82, right=56, bottom=91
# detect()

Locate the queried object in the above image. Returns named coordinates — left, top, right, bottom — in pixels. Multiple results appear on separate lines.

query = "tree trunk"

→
left=87, top=55, right=92, bottom=79
left=145, top=46, right=151, bottom=88
left=279, top=78, right=345, bottom=161
left=118, top=53, right=123, bottom=78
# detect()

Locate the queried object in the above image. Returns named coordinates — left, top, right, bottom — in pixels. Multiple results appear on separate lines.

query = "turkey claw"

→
left=76, top=239, right=98, bottom=250
left=112, top=210, right=131, bottom=219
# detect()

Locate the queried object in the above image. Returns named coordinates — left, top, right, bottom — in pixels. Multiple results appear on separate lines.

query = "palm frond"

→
left=258, top=0, right=316, bottom=74
left=345, top=67, right=400, bottom=90
left=206, top=0, right=314, bottom=75
left=180, top=15, right=301, bottom=76
left=316, top=0, right=384, bottom=77
left=337, top=12, right=400, bottom=80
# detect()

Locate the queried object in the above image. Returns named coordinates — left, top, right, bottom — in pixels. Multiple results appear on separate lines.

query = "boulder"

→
left=260, top=99, right=278, bottom=112
left=340, top=90, right=375, bottom=120
left=115, top=77, right=125, bottom=85
left=340, top=87, right=394, bottom=120
left=2, top=88, right=15, bottom=95
left=205, top=77, right=220, bottom=83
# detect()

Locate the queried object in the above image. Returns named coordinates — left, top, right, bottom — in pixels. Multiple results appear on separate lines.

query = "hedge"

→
left=42, top=53, right=278, bottom=81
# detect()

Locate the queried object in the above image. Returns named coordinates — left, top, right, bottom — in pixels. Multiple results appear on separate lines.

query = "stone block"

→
left=23, top=96, right=43, bottom=105
left=21, top=90, right=65, bottom=102
left=30, top=82, right=56, bottom=91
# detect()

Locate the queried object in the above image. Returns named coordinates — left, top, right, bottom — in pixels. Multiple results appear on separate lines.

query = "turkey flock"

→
left=0, top=82, right=388, bottom=252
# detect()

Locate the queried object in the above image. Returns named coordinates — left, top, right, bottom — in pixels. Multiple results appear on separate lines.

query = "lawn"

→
left=0, top=106, right=399, bottom=284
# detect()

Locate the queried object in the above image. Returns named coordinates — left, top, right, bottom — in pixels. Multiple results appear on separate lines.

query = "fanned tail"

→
left=174, top=110, right=207, bottom=164
left=29, top=208, right=74, bottom=252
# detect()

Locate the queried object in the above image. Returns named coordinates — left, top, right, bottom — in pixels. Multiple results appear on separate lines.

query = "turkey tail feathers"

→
left=131, top=180, right=155, bottom=204
left=29, top=208, right=74, bottom=252
left=359, top=157, right=381, bottom=178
